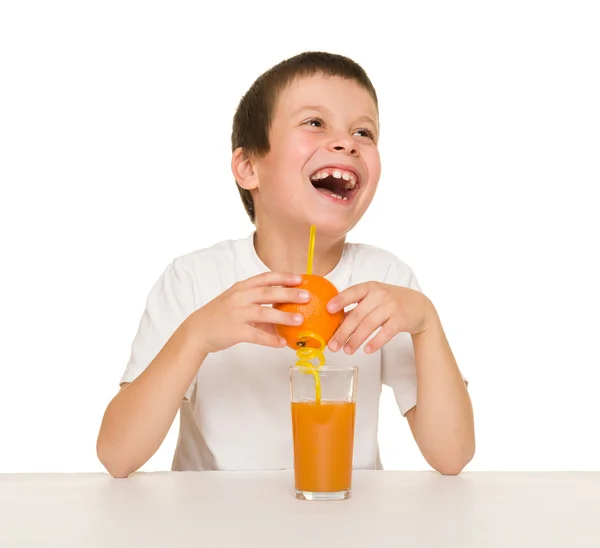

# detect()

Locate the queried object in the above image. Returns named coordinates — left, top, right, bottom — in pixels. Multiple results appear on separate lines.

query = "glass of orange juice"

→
left=289, top=365, right=358, bottom=501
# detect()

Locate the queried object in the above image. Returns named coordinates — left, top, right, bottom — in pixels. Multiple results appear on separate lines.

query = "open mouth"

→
left=309, top=167, right=361, bottom=202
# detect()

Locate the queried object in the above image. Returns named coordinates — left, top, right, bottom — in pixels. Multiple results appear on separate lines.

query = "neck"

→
left=253, top=217, right=346, bottom=277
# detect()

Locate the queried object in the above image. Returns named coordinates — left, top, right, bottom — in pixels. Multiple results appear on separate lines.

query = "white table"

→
left=1, top=471, right=598, bottom=547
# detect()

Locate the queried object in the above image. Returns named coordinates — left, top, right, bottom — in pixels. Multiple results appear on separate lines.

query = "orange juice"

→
left=291, top=400, right=356, bottom=494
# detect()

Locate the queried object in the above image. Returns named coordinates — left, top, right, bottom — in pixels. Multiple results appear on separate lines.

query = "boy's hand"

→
left=326, top=282, right=435, bottom=354
left=188, top=272, right=308, bottom=354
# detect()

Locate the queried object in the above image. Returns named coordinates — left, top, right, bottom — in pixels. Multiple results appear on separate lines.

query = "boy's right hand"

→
left=186, top=272, right=308, bottom=354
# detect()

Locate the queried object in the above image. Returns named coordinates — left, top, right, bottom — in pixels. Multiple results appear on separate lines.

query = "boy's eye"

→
left=306, top=118, right=323, bottom=128
left=303, top=119, right=376, bottom=142
left=354, top=128, right=376, bottom=140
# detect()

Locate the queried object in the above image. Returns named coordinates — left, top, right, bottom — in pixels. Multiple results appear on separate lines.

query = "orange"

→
left=274, top=274, right=344, bottom=350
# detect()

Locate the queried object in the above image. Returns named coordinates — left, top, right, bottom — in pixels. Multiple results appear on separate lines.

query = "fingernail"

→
left=299, top=291, right=310, bottom=300
left=365, top=345, right=372, bottom=354
left=279, top=337, right=287, bottom=346
left=293, top=274, right=302, bottom=282
left=327, top=302, right=337, bottom=312
left=329, top=340, right=339, bottom=352
left=344, top=344, right=353, bottom=354
left=293, top=314, right=303, bottom=324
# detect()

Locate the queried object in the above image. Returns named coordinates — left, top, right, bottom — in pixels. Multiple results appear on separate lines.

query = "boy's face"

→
left=251, top=74, right=381, bottom=237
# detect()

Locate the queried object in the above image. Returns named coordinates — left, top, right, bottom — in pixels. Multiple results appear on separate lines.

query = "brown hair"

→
left=231, top=51, right=378, bottom=223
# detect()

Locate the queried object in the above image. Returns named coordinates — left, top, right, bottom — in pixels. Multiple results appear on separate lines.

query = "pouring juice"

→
left=278, top=226, right=358, bottom=500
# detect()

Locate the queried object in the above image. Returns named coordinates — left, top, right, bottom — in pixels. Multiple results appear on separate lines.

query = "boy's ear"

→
left=231, top=147, right=259, bottom=191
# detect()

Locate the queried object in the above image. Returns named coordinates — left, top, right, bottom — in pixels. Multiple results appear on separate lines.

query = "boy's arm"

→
left=97, top=316, right=206, bottom=478
left=97, top=268, right=305, bottom=478
left=404, top=305, right=475, bottom=475
left=326, top=262, right=474, bottom=475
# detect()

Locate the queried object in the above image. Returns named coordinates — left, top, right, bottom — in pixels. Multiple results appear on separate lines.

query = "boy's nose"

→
left=332, top=144, right=358, bottom=156
left=329, top=139, right=359, bottom=157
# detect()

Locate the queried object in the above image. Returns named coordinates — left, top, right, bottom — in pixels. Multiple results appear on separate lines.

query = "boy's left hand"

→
left=326, top=282, right=435, bottom=354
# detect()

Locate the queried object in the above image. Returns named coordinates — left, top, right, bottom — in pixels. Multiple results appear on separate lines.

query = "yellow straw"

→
left=306, top=225, right=316, bottom=275
left=298, top=225, right=322, bottom=403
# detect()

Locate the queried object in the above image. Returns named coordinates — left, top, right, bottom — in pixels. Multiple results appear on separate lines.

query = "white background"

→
left=1, top=1, right=598, bottom=474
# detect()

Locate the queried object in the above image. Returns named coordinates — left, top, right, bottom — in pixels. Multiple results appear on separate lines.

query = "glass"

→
left=289, top=365, right=358, bottom=501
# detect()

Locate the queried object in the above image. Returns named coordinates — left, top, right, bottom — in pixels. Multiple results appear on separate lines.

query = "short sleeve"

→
left=120, top=258, right=198, bottom=400
left=380, top=262, right=422, bottom=416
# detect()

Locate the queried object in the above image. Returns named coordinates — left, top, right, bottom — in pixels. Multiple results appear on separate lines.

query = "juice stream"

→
left=295, top=332, right=325, bottom=404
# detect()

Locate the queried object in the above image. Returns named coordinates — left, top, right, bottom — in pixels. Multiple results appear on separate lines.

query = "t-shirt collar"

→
left=239, top=230, right=352, bottom=290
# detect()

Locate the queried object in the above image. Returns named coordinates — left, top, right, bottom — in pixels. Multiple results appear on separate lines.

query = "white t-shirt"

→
left=121, top=232, right=422, bottom=471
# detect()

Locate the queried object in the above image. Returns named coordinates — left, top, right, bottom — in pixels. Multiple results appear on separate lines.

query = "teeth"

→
left=310, top=168, right=358, bottom=188
left=315, top=187, right=349, bottom=200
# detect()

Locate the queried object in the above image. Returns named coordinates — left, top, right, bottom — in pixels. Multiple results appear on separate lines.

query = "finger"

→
left=342, top=305, right=390, bottom=355
left=248, top=305, right=305, bottom=327
left=248, top=286, right=311, bottom=305
left=362, top=320, right=398, bottom=354
left=328, top=294, right=379, bottom=351
left=326, top=283, right=371, bottom=314
left=240, top=325, right=287, bottom=348
left=252, top=322, right=279, bottom=336
left=240, top=271, right=303, bottom=289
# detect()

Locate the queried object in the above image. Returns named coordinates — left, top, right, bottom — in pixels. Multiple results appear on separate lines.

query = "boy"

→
left=97, top=51, right=475, bottom=478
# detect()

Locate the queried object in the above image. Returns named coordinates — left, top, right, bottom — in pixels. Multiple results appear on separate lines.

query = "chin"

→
left=303, top=185, right=373, bottom=239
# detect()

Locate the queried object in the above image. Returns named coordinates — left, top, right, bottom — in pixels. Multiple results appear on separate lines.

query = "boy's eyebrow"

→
left=354, top=115, right=379, bottom=128
left=293, top=105, right=329, bottom=116
left=293, top=105, right=378, bottom=127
